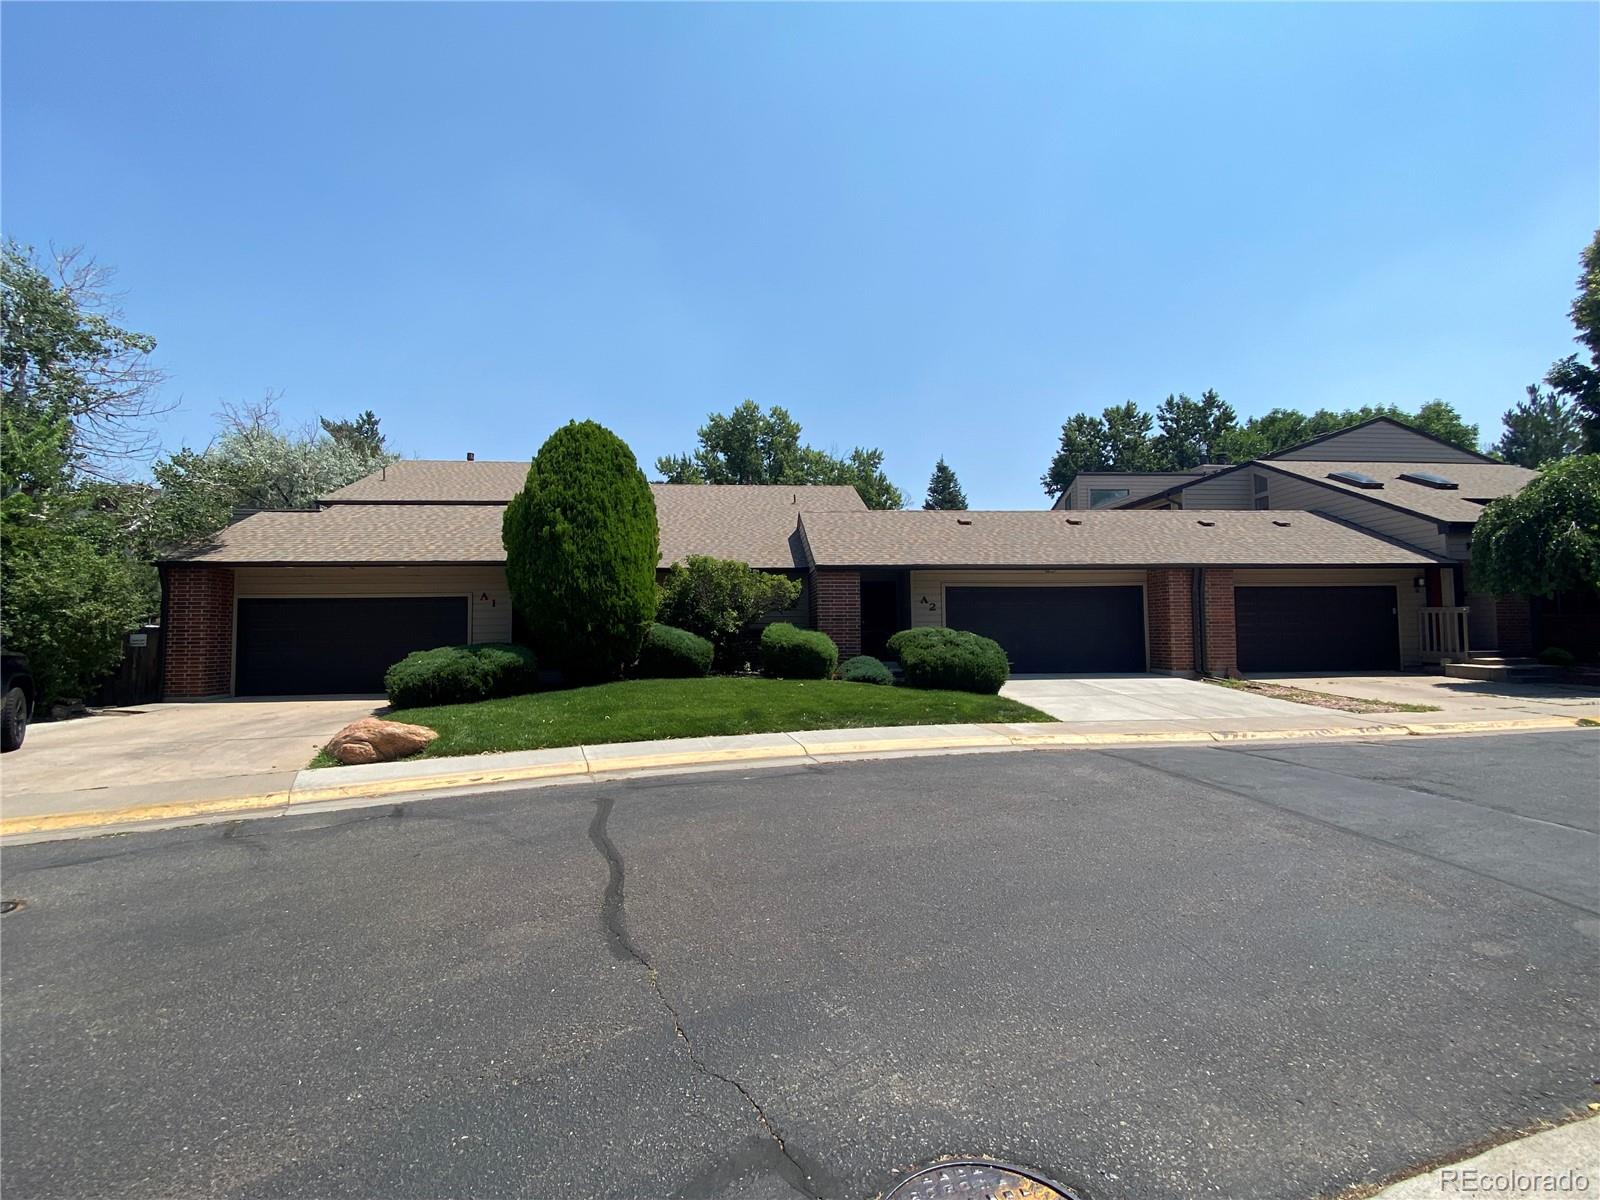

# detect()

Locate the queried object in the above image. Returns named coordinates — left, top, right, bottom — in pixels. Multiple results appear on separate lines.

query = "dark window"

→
left=1089, top=487, right=1130, bottom=508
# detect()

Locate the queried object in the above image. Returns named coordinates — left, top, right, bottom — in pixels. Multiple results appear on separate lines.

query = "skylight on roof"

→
left=1397, top=470, right=1459, bottom=490
left=1327, top=470, right=1384, bottom=489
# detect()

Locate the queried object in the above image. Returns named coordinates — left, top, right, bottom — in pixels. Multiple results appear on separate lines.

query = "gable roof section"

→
left=167, top=482, right=866, bottom=569
left=164, top=504, right=508, bottom=566
left=1260, top=460, right=1534, bottom=523
left=1114, top=420, right=1510, bottom=513
left=1266, top=416, right=1498, bottom=463
left=797, top=509, right=1446, bottom=569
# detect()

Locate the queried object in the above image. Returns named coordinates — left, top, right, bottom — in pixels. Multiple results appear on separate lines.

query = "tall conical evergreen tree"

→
left=923, top=458, right=969, bottom=510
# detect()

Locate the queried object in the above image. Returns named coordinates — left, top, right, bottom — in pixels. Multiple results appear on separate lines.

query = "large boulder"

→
left=324, top=717, right=438, bottom=765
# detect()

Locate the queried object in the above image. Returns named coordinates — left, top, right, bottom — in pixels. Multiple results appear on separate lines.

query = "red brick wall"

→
left=1495, top=593, right=1534, bottom=657
left=1146, top=568, right=1195, bottom=674
left=1203, top=568, right=1238, bottom=677
left=811, top=568, right=862, bottom=660
left=163, top=565, right=235, bottom=697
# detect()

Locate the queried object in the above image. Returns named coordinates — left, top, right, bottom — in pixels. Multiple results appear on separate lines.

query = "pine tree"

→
left=923, top=458, right=969, bottom=510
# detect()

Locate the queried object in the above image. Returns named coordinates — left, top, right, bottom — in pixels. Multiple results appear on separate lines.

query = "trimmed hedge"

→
left=839, top=654, right=893, bottom=685
left=385, top=643, right=539, bottom=709
left=502, top=420, right=659, bottom=681
left=760, top=622, right=839, bottom=680
left=886, top=627, right=1009, bottom=694
left=1539, top=646, right=1577, bottom=666
left=637, top=623, right=714, bottom=678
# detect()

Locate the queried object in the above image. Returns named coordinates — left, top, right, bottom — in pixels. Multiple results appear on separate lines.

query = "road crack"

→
left=587, top=796, right=824, bottom=1199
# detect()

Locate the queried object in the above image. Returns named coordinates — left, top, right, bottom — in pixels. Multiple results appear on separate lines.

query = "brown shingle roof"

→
left=1260, top=460, right=1535, bottom=523
left=798, top=509, right=1448, bottom=568
left=167, top=505, right=508, bottom=565
left=652, top=484, right=864, bottom=568
left=322, top=459, right=530, bottom=503
left=169, top=483, right=867, bottom=569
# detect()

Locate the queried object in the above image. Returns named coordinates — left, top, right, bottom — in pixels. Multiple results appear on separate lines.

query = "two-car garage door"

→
left=944, top=586, right=1146, bottom=673
left=235, top=597, right=469, bottom=696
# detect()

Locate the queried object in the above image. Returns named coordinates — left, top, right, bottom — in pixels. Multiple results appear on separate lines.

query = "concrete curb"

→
left=2, top=715, right=1590, bottom=842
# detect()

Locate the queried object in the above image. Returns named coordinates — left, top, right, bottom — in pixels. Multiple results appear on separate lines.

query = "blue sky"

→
left=3, top=3, right=1595, bottom=508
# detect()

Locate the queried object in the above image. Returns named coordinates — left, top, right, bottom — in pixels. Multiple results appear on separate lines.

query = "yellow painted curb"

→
left=289, top=759, right=590, bottom=806
left=578, top=743, right=812, bottom=774
left=798, top=734, right=1012, bottom=757
left=0, top=791, right=291, bottom=838
left=1400, top=717, right=1587, bottom=736
left=1069, top=730, right=1217, bottom=746
left=1206, top=725, right=1405, bottom=743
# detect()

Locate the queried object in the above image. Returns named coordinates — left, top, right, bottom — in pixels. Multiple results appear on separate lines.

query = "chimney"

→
left=466, top=452, right=476, bottom=462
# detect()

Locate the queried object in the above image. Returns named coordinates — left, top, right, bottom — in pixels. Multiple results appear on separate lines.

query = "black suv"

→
left=2, top=652, right=35, bottom=752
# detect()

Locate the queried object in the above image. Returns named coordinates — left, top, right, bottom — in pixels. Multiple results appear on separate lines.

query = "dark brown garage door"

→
left=944, top=586, right=1145, bottom=673
left=235, top=596, right=469, bottom=696
left=1235, top=586, right=1400, bottom=672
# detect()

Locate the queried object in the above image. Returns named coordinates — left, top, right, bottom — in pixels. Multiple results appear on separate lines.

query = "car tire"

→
left=1, top=687, right=27, bottom=752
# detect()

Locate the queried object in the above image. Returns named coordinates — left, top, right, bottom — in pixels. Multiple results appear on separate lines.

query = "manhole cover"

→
left=1, top=900, right=23, bottom=914
left=885, top=1159, right=1081, bottom=1200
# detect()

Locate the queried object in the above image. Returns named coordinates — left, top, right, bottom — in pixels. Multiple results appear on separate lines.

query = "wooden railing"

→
left=1418, top=606, right=1471, bottom=663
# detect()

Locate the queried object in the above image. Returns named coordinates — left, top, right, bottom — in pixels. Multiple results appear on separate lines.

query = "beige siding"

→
left=1174, top=469, right=1256, bottom=510
left=233, top=565, right=513, bottom=644
left=1262, top=473, right=1446, bottom=554
left=1233, top=567, right=1425, bottom=665
left=908, top=569, right=1146, bottom=628
left=1274, top=424, right=1485, bottom=462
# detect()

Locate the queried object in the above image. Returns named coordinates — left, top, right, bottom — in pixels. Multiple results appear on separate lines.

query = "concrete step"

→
left=1443, top=657, right=1559, bottom=682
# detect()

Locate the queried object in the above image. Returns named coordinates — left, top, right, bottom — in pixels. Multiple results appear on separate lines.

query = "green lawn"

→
left=313, top=676, right=1051, bottom=766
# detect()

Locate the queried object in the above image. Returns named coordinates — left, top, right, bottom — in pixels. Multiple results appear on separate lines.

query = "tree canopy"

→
left=923, top=457, right=969, bottom=510
left=1540, top=229, right=1600, bottom=454
left=1, top=241, right=402, bottom=703
left=1042, top=393, right=1481, bottom=497
left=657, top=400, right=905, bottom=509
left=1471, top=455, right=1600, bottom=598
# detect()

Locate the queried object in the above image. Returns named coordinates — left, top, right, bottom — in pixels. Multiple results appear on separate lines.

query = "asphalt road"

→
left=3, top=732, right=1597, bottom=1200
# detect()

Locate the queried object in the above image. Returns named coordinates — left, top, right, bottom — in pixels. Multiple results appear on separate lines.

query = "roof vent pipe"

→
left=466, top=452, right=476, bottom=462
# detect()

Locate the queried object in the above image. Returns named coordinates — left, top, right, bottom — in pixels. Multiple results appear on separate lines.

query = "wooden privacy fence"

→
left=88, top=625, right=162, bottom=706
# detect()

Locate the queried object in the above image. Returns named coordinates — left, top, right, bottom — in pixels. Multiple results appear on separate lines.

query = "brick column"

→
left=163, top=565, right=235, bottom=697
left=1202, top=568, right=1238, bottom=677
left=1145, top=568, right=1195, bottom=674
left=810, top=568, right=862, bottom=660
left=1495, top=594, right=1534, bottom=657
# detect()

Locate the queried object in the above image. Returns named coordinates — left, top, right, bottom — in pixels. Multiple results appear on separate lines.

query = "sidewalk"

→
left=1361, top=1116, right=1597, bottom=1198
left=2, top=709, right=1591, bottom=843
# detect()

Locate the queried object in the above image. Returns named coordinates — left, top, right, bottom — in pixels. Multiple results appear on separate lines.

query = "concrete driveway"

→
left=1001, top=673, right=1352, bottom=724
left=0, top=698, right=381, bottom=822
left=1254, top=671, right=1600, bottom=721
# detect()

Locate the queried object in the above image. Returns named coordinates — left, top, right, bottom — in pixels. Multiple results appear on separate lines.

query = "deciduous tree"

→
left=1472, top=455, right=1600, bottom=598
left=657, top=401, right=904, bottom=509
